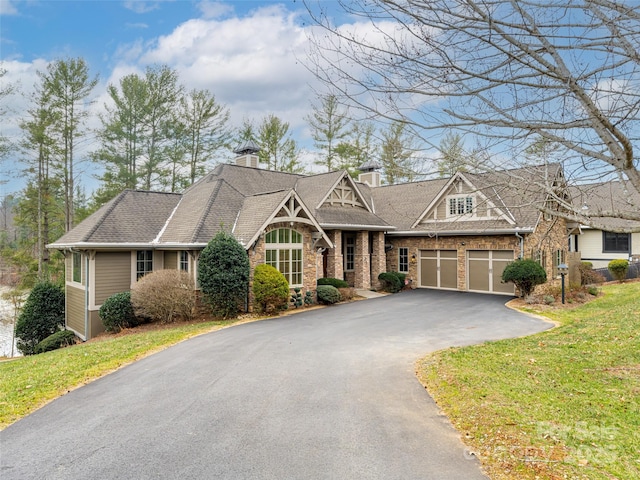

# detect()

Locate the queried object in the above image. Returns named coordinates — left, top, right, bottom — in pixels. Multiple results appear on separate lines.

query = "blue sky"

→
left=0, top=0, right=361, bottom=196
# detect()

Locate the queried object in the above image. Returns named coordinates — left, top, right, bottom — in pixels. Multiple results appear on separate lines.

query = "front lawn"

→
left=418, top=282, right=640, bottom=480
left=0, top=319, right=239, bottom=429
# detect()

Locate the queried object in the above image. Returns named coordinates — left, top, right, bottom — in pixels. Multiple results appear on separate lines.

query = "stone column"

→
left=370, top=231, right=386, bottom=290
left=325, top=230, right=343, bottom=281
left=355, top=231, right=371, bottom=289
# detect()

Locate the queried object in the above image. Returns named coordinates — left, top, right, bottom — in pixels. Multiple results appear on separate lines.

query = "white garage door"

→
left=419, top=250, right=458, bottom=290
left=467, top=250, right=515, bottom=295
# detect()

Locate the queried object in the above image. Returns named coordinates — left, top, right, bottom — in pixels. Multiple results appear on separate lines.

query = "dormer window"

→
left=448, top=195, right=474, bottom=217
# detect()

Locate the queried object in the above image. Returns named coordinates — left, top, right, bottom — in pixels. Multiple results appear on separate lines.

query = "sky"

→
left=0, top=0, right=362, bottom=196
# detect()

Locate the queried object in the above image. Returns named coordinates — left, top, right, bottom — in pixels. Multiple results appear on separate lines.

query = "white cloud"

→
left=125, top=22, right=149, bottom=29
left=0, top=0, right=18, bottom=16
left=111, top=4, right=319, bottom=129
left=197, top=1, right=234, bottom=20
left=123, top=1, right=160, bottom=14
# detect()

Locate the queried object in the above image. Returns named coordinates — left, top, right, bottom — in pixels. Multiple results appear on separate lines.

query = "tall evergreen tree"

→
left=307, top=94, right=351, bottom=172
left=379, top=122, right=418, bottom=185
left=257, top=115, right=303, bottom=173
left=181, top=89, right=231, bottom=183
left=38, top=57, right=98, bottom=232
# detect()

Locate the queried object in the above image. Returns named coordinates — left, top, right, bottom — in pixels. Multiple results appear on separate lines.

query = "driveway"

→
left=1, top=289, right=551, bottom=479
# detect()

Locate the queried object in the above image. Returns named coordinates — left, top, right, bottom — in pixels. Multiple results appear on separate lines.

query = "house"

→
left=48, top=147, right=571, bottom=340
left=569, top=181, right=640, bottom=269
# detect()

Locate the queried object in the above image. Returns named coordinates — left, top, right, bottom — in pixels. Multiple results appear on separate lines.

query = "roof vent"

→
left=234, top=140, right=260, bottom=168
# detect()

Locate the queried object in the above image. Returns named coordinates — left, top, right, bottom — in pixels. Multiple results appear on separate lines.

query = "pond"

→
left=0, top=286, right=21, bottom=358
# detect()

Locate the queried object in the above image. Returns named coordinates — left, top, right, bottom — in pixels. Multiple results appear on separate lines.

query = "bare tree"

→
left=305, top=0, right=640, bottom=231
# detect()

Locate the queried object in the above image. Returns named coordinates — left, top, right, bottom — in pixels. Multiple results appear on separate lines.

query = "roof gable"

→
left=316, top=172, right=372, bottom=212
left=234, top=190, right=332, bottom=248
left=412, top=172, right=515, bottom=228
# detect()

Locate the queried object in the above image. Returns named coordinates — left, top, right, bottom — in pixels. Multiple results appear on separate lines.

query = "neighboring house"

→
left=48, top=146, right=570, bottom=340
left=569, top=181, right=640, bottom=269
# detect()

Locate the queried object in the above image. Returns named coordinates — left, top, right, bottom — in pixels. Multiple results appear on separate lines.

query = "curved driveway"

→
left=1, top=289, right=551, bottom=479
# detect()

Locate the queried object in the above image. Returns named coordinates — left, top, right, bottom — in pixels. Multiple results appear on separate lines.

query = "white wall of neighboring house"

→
left=577, top=228, right=640, bottom=269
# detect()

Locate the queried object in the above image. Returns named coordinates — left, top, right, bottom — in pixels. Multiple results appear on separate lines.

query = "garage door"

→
left=419, top=250, right=457, bottom=290
left=467, top=250, right=515, bottom=295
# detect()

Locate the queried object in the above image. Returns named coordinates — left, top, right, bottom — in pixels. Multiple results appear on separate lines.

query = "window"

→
left=136, top=250, right=153, bottom=279
left=448, top=196, right=474, bottom=216
left=603, top=232, right=630, bottom=253
left=180, top=251, right=189, bottom=272
left=398, top=247, right=409, bottom=273
left=531, top=250, right=547, bottom=270
left=72, top=252, right=82, bottom=283
left=265, top=228, right=303, bottom=286
left=344, top=235, right=355, bottom=271
left=552, top=249, right=566, bottom=278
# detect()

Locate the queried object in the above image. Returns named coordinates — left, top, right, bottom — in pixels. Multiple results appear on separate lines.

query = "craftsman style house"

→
left=49, top=146, right=570, bottom=340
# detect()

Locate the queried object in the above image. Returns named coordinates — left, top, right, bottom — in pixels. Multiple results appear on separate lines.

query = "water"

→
left=0, top=286, right=20, bottom=357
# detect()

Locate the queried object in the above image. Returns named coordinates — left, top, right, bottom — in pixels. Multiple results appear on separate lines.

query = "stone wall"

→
left=386, top=234, right=520, bottom=290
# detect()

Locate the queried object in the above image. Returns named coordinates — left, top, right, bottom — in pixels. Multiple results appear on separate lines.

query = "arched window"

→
left=265, top=228, right=303, bottom=286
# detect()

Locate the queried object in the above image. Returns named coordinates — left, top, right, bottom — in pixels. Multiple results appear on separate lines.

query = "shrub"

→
left=99, top=291, right=137, bottom=333
left=131, top=270, right=195, bottom=323
left=198, top=231, right=250, bottom=318
left=608, top=259, right=629, bottom=282
left=304, top=290, right=315, bottom=306
left=337, top=287, right=356, bottom=301
left=253, top=264, right=289, bottom=313
left=578, top=261, right=606, bottom=285
left=317, top=277, right=349, bottom=288
left=501, top=259, right=547, bottom=297
left=378, top=271, right=406, bottom=293
left=317, top=285, right=341, bottom=304
left=15, top=282, right=65, bottom=355
left=588, top=286, right=599, bottom=296
left=543, top=295, right=555, bottom=305
left=34, top=330, right=77, bottom=354
left=290, top=287, right=303, bottom=309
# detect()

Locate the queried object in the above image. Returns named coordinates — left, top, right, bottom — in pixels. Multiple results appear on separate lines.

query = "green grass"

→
left=0, top=319, right=240, bottom=429
left=418, top=282, right=640, bottom=480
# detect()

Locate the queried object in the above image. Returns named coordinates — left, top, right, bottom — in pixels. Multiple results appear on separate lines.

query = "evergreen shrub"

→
left=253, top=264, right=289, bottom=313
left=316, top=285, right=341, bottom=304
left=198, top=231, right=250, bottom=318
left=378, top=271, right=406, bottom=293
left=501, top=259, right=547, bottom=297
left=15, top=282, right=65, bottom=355
left=608, top=259, right=629, bottom=282
left=317, top=277, right=349, bottom=288
left=99, top=291, right=137, bottom=333
left=34, top=330, right=77, bottom=354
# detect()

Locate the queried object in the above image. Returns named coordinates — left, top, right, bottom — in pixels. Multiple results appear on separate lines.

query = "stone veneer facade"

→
left=385, top=216, right=569, bottom=292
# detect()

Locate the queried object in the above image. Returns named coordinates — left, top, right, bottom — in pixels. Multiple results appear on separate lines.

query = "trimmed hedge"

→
left=99, top=291, right=137, bottom=333
left=317, top=277, right=349, bottom=288
left=378, top=271, right=406, bottom=293
left=317, top=285, right=341, bottom=304
left=253, top=264, right=289, bottom=313
left=34, top=330, right=77, bottom=354
left=608, top=259, right=629, bottom=282
left=502, top=259, right=547, bottom=297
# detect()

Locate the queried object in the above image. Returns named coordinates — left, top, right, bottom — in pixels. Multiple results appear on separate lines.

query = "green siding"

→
left=66, top=285, right=86, bottom=338
left=94, top=252, right=131, bottom=305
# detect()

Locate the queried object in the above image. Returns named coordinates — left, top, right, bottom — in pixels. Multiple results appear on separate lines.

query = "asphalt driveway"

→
left=1, top=289, right=551, bottom=479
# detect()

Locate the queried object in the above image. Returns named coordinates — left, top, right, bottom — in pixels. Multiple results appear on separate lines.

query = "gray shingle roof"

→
left=49, top=162, right=568, bottom=251
left=49, top=190, right=181, bottom=246
left=569, top=181, right=640, bottom=231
